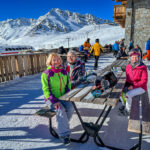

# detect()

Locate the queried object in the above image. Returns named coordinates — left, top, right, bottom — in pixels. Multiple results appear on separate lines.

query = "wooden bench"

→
left=34, top=106, right=59, bottom=138
left=34, top=106, right=56, bottom=118
left=103, top=48, right=111, bottom=53
left=128, top=91, right=150, bottom=149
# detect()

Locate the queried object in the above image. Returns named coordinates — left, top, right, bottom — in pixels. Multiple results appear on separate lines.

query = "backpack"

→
left=79, top=45, right=84, bottom=52
left=91, top=71, right=117, bottom=98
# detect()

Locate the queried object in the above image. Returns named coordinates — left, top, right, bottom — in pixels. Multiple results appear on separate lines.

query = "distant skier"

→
left=112, top=41, right=119, bottom=57
left=90, top=39, right=103, bottom=70
left=83, top=38, right=91, bottom=62
left=143, top=38, right=150, bottom=61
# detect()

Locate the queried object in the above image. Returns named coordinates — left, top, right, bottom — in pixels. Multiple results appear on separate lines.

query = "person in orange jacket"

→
left=90, top=39, right=103, bottom=70
left=143, top=38, right=150, bottom=61
left=83, top=38, right=91, bottom=62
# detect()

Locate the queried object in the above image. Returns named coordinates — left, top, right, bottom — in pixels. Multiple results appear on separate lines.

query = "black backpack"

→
left=94, top=71, right=117, bottom=90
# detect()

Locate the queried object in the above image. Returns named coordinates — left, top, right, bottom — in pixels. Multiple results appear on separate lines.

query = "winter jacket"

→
left=83, top=42, right=91, bottom=50
left=126, top=62, right=148, bottom=91
left=66, top=58, right=85, bottom=87
left=119, top=41, right=125, bottom=49
left=145, top=40, right=150, bottom=50
left=41, top=66, right=71, bottom=104
left=129, top=41, right=134, bottom=50
left=112, top=43, right=119, bottom=51
left=90, top=43, right=103, bottom=56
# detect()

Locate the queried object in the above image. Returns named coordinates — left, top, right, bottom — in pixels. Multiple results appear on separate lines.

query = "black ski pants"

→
left=94, top=56, right=99, bottom=69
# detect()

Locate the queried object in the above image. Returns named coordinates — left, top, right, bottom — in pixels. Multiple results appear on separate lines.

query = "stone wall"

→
left=125, top=0, right=150, bottom=52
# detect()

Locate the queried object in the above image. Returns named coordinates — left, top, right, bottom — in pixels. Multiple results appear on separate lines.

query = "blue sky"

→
left=0, top=0, right=120, bottom=21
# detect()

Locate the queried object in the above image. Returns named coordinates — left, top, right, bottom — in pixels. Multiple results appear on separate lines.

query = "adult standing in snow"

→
left=112, top=41, right=119, bottom=57
left=134, top=44, right=143, bottom=59
left=119, top=48, right=148, bottom=116
left=128, top=40, right=134, bottom=51
left=41, top=53, right=74, bottom=145
left=83, top=38, right=91, bottom=62
left=143, top=38, right=150, bottom=61
left=66, top=50, right=85, bottom=89
left=90, top=39, right=103, bottom=70
left=119, top=39, right=125, bottom=50
left=57, top=46, right=66, bottom=54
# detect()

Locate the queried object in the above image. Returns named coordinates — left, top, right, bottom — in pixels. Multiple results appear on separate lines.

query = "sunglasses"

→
left=67, top=56, right=76, bottom=58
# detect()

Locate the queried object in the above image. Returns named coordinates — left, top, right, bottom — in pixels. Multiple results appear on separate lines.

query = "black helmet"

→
left=95, top=39, right=99, bottom=43
left=87, top=38, right=90, bottom=42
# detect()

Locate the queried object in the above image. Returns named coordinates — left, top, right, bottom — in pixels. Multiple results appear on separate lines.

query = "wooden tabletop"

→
left=60, top=59, right=127, bottom=107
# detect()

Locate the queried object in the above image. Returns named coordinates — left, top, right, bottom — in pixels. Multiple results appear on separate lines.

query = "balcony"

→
left=113, top=0, right=127, bottom=2
left=113, top=4, right=126, bottom=28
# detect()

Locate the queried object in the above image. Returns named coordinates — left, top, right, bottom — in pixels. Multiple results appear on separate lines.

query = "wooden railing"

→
left=0, top=53, right=49, bottom=83
left=114, top=5, right=126, bottom=18
left=0, top=47, right=111, bottom=83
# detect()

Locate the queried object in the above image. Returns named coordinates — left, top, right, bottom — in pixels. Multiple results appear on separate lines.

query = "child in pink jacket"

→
left=120, top=48, right=148, bottom=116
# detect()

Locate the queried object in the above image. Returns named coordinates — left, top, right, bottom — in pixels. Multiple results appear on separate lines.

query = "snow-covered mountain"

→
left=29, top=8, right=114, bottom=35
left=0, top=8, right=124, bottom=50
left=0, top=8, right=114, bottom=40
left=0, top=18, right=36, bottom=40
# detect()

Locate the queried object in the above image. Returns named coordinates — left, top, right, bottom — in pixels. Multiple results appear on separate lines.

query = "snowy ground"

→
left=1, top=24, right=125, bottom=50
left=0, top=53, right=150, bottom=150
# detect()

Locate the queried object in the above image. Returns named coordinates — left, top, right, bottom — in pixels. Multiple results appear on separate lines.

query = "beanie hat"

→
left=129, top=48, right=141, bottom=56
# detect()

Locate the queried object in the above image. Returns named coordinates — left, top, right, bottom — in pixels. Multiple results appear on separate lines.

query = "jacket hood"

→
left=68, top=58, right=83, bottom=65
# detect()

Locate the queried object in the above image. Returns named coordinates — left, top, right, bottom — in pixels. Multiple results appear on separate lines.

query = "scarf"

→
left=130, top=61, right=140, bottom=69
left=51, top=65, right=63, bottom=73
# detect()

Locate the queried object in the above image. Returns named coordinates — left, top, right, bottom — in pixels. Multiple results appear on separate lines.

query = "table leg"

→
left=93, top=105, right=112, bottom=147
left=48, top=108, right=89, bottom=143
left=72, top=102, right=113, bottom=146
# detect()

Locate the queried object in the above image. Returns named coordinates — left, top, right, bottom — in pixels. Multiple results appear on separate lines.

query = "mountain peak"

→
left=0, top=8, right=114, bottom=40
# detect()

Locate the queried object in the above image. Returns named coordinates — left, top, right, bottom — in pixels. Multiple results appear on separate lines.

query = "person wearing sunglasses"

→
left=66, top=50, right=85, bottom=89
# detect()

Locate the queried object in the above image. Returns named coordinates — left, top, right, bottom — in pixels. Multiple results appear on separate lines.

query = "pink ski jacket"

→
left=126, top=62, right=148, bottom=91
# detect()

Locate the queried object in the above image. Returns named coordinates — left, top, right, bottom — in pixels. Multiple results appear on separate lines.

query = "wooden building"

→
left=113, top=0, right=127, bottom=28
left=113, top=0, right=150, bottom=52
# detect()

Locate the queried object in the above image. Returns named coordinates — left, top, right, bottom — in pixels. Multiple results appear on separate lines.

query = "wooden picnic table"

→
left=58, top=59, right=127, bottom=148
left=34, top=59, right=127, bottom=147
left=35, top=59, right=128, bottom=148
left=35, top=59, right=150, bottom=149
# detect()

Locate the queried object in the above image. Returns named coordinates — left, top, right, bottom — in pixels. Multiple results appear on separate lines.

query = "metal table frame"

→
left=48, top=101, right=143, bottom=150
left=48, top=101, right=124, bottom=149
